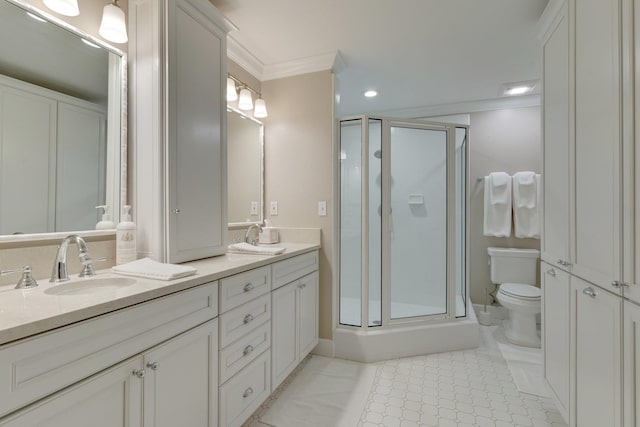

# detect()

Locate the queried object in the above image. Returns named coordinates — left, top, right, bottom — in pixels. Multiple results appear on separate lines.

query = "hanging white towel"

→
left=483, top=172, right=512, bottom=237
left=513, top=173, right=541, bottom=239
left=112, top=257, right=197, bottom=281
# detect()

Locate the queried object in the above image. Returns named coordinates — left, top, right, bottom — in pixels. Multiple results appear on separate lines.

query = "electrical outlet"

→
left=270, top=201, right=278, bottom=215
left=318, top=201, right=327, bottom=216
left=250, top=201, right=258, bottom=216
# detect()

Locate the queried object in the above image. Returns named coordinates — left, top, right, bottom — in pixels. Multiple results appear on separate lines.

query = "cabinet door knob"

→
left=546, top=269, right=556, bottom=277
left=243, top=314, right=254, bottom=324
left=243, top=387, right=254, bottom=398
left=243, top=283, right=255, bottom=292
left=582, top=287, right=597, bottom=298
left=172, top=209, right=181, bottom=214
left=146, top=362, right=159, bottom=371
left=612, top=281, right=629, bottom=288
left=243, top=345, right=254, bottom=356
left=133, top=369, right=145, bottom=378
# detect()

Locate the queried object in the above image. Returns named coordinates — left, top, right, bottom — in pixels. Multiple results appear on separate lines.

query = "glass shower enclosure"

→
left=339, top=116, right=468, bottom=329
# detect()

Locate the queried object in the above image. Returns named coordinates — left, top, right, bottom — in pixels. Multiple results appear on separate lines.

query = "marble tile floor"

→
left=244, top=325, right=567, bottom=427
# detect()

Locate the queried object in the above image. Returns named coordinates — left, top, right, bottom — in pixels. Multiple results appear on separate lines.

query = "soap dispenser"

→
left=95, top=205, right=116, bottom=229
left=116, top=205, right=137, bottom=265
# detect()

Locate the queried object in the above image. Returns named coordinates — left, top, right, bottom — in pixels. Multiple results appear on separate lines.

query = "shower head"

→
left=373, top=149, right=382, bottom=159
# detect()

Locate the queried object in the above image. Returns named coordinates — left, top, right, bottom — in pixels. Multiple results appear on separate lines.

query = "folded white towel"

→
left=513, top=174, right=542, bottom=239
left=513, top=171, right=537, bottom=208
left=484, top=173, right=512, bottom=237
left=112, top=257, right=197, bottom=281
left=489, top=172, right=511, bottom=205
left=228, top=242, right=285, bottom=255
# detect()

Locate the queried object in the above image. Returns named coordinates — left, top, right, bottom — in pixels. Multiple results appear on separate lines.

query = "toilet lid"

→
left=500, top=283, right=541, bottom=300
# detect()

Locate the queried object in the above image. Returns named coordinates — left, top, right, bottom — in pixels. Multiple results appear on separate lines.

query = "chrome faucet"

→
left=244, top=224, right=263, bottom=246
left=50, top=234, right=96, bottom=283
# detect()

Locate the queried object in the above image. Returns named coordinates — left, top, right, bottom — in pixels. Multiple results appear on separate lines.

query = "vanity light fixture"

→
left=43, top=0, right=79, bottom=16
left=228, top=74, right=268, bottom=118
left=99, top=0, right=128, bottom=44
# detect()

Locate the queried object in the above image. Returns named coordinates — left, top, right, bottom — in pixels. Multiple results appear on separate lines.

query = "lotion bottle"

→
left=95, top=205, right=116, bottom=229
left=116, top=205, right=137, bottom=265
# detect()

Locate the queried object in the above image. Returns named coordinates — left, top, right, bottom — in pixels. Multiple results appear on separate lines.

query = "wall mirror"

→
left=0, top=0, right=126, bottom=239
left=227, top=107, right=263, bottom=227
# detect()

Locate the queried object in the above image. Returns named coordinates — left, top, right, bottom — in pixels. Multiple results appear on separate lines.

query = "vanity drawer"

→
left=219, top=294, right=271, bottom=348
left=219, top=350, right=271, bottom=427
left=272, top=251, right=319, bottom=290
left=0, top=282, right=218, bottom=418
left=220, top=265, right=271, bottom=313
left=219, top=322, right=270, bottom=384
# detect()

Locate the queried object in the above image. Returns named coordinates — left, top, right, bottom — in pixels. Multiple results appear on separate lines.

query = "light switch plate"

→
left=250, top=201, right=258, bottom=215
left=270, top=201, right=278, bottom=215
left=318, top=201, right=327, bottom=216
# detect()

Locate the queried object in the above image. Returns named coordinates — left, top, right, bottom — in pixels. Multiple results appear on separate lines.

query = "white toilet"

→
left=488, top=247, right=541, bottom=348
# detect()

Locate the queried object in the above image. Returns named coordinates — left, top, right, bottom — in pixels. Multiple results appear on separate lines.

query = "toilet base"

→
left=503, top=315, right=541, bottom=348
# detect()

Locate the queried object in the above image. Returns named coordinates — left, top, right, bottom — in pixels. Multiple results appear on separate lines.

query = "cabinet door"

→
left=571, top=277, right=622, bottom=427
left=144, top=319, right=218, bottom=427
left=542, top=263, right=570, bottom=421
left=541, top=3, right=571, bottom=268
left=572, top=0, right=623, bottom=290
left=271, top=281, right=298, bottom=391
left=166, top=0, right=227, bottom=262
left=624, top=300, right=640, bottom=427
left=0, top=86, right=56, bottom=234
left=298, top=272, right=319, bottom=358
left=0, top=357, right=142, bottom=427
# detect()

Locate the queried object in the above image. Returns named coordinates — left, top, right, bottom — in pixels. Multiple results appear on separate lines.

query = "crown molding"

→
left=373, top=94, right=541, bottom=118
left=227, top=36, right=265, bottom=81
left=536, top=0, right=566, bottom=41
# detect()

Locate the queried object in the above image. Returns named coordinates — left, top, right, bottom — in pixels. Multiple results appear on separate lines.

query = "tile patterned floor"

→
left=246, top=325, right=568, bottom=427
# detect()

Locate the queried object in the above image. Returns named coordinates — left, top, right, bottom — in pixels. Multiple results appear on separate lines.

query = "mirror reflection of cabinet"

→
left=227, top=107, right=263, bottom=226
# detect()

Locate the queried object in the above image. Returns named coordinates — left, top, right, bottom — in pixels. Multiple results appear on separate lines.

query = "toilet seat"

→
left=499, top=283, right=541, bottom=300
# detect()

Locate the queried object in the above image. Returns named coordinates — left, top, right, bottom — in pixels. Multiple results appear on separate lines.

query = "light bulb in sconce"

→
left=227, top=78, right=238, bottom=101
left=238, top=88, right=253, bottom=111
left=99, top=0, right=128, bottom=44
left=254, top=98, right=268, bottom=118
left=43, top=0, right=79, bottom=16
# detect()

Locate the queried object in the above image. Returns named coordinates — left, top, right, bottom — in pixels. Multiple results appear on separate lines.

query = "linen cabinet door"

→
left=0, top=358, right=143, bottom=427
left=298, top=272, right=319, bottom=359
left=271, top=281, right=298, bottom=391
left=541, top=1, right=572, bottom=270
left=542, top=262, right=570, bottom=422
left=624, top=300, right=640, bottom=427
left=143, top=319, right=218, bottom=427
left=572, top=0, right=623, bottom=291
left=166, top=0, right=227, bottom=263
left=571, top=277, right=622, bottom=427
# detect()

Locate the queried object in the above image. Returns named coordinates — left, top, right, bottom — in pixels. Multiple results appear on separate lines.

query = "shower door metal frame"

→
left=336, top=115, right=470, bottom=330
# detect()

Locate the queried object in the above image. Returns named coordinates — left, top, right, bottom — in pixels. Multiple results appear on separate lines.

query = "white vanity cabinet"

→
left=541, top=262, right=570, bottom=421
left=129, top=0, right=229, bottom=263
left=0, top=282, right=219, bottom=423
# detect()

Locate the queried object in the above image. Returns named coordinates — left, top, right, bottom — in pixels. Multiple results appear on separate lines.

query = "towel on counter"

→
left=228, top=242, right=285, bottom=255
left=483, top=172, right=512, bottom=237
left=112, top=257, right=197, bottom=281
left=513, top=173, right=541, bottom=239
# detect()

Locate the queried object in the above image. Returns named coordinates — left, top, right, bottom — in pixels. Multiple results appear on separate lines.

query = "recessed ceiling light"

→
left=364, top=90, right=378, bottom=98
left=501, top=80, right=538, bottom=97
left=505, top=86, right=531, bottom=95
left=26, top=12, right=47, bottom=22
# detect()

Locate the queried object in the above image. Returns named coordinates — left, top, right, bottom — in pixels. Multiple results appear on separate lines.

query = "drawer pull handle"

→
left=243, top=283, right=255, bottom=292
left=243, top=314, right=254, bottom=324
left=133, top=369, right=145, bottom=378
left=243, top=345, right=254, bottom=356
left=243, top=387, right=254, bottom=398
left=146, top=362, right=159, bottom=371
left=546, top=269, right=556, bottom=277
left=582, top=287, right=597, bottom=298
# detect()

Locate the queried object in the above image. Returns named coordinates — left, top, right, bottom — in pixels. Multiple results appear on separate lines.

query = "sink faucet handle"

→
left=1, top=266, right=38, bottom=289
left=79, top=257, right=108, bottom=278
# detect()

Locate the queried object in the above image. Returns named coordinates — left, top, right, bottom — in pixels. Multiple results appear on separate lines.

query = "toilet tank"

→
left=487, top=247, right=540, bottom=285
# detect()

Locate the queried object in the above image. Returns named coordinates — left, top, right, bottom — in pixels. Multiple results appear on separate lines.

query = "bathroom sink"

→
left=44, top=277, right=137, bottom=296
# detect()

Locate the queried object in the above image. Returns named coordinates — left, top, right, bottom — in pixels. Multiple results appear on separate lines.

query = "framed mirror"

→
left=0, top=0, right=126, bottom=240
left=227, top=107, right=263, bottom=227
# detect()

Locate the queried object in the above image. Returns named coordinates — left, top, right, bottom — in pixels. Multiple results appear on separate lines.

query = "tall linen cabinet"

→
left=539, top=0, right=638, bottom=426
left=129, top=0, right=230, bottom=263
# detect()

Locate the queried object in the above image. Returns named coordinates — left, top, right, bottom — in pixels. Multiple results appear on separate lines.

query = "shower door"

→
left=383, top=122, right=453, bottom=322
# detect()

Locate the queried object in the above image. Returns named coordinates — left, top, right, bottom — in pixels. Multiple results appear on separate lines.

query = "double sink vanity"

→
left=0, top=242, right=320, bottom=426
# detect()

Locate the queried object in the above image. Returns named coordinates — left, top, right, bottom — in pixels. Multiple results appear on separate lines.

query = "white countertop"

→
left=0, top=243, right=319, bottom=346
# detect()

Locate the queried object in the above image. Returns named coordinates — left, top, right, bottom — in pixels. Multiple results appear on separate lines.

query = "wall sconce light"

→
left=228, top=74, right=268, bottom=118
left=99, top=0, right=128, bottom=44
left=43, top=0, right=79, bottom=16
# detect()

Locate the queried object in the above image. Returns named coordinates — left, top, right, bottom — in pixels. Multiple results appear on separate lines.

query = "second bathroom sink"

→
left=44, top=277, right=137, bottom=296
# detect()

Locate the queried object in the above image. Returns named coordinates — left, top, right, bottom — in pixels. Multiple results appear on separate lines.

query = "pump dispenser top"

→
left=116, top=205, right=137, bottom=265
left=95, top=205, right=116, bottom=229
